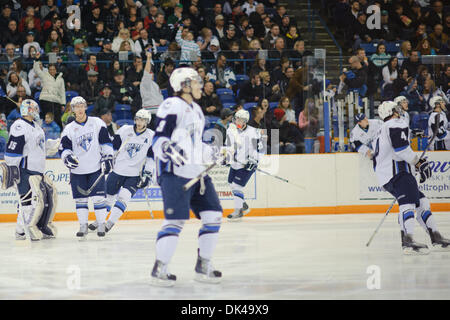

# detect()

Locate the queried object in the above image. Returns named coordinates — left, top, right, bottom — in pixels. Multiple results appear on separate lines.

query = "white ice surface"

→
left=1, top=213, right=450, bottom=300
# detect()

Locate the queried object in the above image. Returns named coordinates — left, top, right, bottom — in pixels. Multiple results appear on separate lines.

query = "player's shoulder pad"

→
left=157, top=97, right=182, bottom=117
left=89, top=116, right=107, bottom=127
left=9, top=119, right=27, bottom=135
left=387, top=118, right=408, bottom=129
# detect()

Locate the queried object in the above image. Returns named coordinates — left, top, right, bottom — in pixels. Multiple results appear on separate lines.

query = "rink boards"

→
left=0, top=151, right=449, bottom=222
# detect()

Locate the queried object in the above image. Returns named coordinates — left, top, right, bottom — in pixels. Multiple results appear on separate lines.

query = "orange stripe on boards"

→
left=0, top=204, right=448, bottom=223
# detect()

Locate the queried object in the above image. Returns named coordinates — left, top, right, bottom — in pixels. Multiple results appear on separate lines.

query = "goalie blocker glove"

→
left=161, top=141, right=187, bottom=167
left=416, top=157, right=432, bottom=183
left=101, top=155, right=113, bottom=175
left=63, top=154, right=79, bottom=169
left=0, top=163, right=20, bottom=189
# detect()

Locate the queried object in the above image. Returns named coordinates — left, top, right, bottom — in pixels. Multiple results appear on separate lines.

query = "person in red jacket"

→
left=19, top=6, right=41, bottom=32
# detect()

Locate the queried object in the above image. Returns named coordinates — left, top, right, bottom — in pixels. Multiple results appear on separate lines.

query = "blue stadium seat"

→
left=269, top=102, right=278, bottom=110
left=222, top=103, right=235, bottom=109
left=66, top=46, right=74, bottom=53
left=360, top=43, right=378, bottom=54
left=219, top=94, right=236, bottom=104
left=161, top=89, right=168, bottom=99
left=385, top=41, right=401, bottom=54
left=86, top=104, right=95, bottom=115
left=34, top=91, right=41, bottom=102
left=235, top=74, right=249, bottom=86
left=243, top=102, right=257, bottom=110
left=116, top=119, right=134, bottom=127
left=157, top=46, right=168, bottom=53
left=217, top=88, right=233, bottom=96
left=114, top=104, right=132, bottom=120
left=66, top=91, right=79, bottom=102
left=89, top=46, right=102, bottom=53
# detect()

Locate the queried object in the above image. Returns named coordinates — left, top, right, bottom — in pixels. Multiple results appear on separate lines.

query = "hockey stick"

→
left=76, top=171, right=105, bottom=196
left=366, top=114, right=440, bottom=247
left=144, top=188, right=154, bottom=219
left=182, top=162, right=219, bottom=191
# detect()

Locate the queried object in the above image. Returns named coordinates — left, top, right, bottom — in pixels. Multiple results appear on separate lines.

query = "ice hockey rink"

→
left=1, top=212, right=450, bottom=300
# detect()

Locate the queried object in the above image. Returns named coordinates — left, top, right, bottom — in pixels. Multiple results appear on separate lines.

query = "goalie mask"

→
left=233, top=109, right=250, bottom=129
left=20, top=99, right=40, bottom=121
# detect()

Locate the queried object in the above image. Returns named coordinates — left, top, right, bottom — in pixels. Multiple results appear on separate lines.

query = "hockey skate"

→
left=97, top=223, right=106, bottom=237
left=401, top=231, right=429, bottom=255
left=150, top=260, right=176, bottom=287
left=194, top=250, right=222, bottom=284
left=15, top=231, right=26, bottom=240
left=76, top=223, right=88, bottom=239
left=227, top=202, right=250, bottom=221
left=88, top=221, right=98, bottom=232
left=105, top=221, right=114, bottom=233
left=428, top=228, right=450, bottom=251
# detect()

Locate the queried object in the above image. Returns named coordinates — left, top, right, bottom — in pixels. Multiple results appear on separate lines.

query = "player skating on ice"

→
left=349, top=113, right=383, bottom=159
left=59, top=96, right=114, bottom=239
left=150, top=67, right=228, bottom=286
left=1, top=99, right=59, bottom=241
left=226, top=109, right=264, bottom=220
left=88, top=109, right=155, bottom=233
left=427, top=96, right=449, bottom=151
left=372, top=101, right=450, bottom=254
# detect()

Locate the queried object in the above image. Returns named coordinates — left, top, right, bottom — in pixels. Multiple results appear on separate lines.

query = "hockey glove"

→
left=137, top=170, right=153, bottom=189
left=101, top=155, right=114, bottom=175
left=0, top=163, right=20, bottom=189
left=162, top=141, right=187, bottom=167
left=411, top=129, right=425, bottom=138
left=245, top=158, right=258, bottom=171
left=416, top=158, right=432, bottom=183
left=64, top=154, right=79, bottom=169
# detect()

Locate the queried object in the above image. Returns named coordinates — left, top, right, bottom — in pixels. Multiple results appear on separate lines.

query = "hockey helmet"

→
left=233, top=109, right=250, bottom=129
left=393, top=96, right=408, bottom=105
left=135, top=109, right=151, bottom=123
left=169, top=67, right=203, bottom=92
left=70, top=96, right=87, bottom=109
left=378, top=101, right=398, bottom=121
left=430, top=96, right=445, bottom=109
left=20, top=99, right=40, bottom=120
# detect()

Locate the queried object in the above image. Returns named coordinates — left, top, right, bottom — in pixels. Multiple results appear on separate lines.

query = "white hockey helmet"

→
left=234, top=109, right=250, bottom=123
left=430, top=96, right=445, bottom=109
left=378, top=101, right=398, bottom=121
left=135, top=108, right=151, bottom=123
left=394, top=96, right=408, bottom=105
left=20, top=99, right=40, bottom=120
left=169, top=67, right=203, bottom=92
left=70, top=96, right=87, bottom=108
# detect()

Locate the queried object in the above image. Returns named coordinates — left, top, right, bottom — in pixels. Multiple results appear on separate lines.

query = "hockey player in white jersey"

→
left=349, top=113, right=383, bottom=159
left=150, top=67, right=227, bottom=286
left=394, top=95, right=425, bottom=138
left=226, top=109, right=264, bottom=220
left=372, top=101, right=450, bottom=254
left=88, top=109, right=155, bottom=233
left=427, top=96, right=449, bottom=150
left=1, top=99, right=59, bottom=241
left=59, top=96, right=114, bottom=238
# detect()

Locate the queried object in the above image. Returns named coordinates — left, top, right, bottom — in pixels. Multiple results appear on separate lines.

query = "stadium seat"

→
left=66, top=91, right=79, bottom=102
left=157, top=46, right=168, bottom=53
left=269, top=102, right=278, bottom=110
left=114, top=104, right=132, bottom=120
left=216, top=88, right=233, bottom=96
left=243, top=102, right=257, bottom=110
left=86, top=105, right=95, bottom=115
left=385, top=41, right=401, bottom=54
left=116, top=119, right=134, bottom=127
left=222, top=102, right=235, bottom=109
left=161, top=89, right=168, bottom=99
left=89, top=46, right=101, bottom=53
left=66, top=46, right=74, bottom=53
left=360, top=43, right=378, bottom=54
left=34, top=91, right=41, bottom=102
left=235, top=74, right=249, bottom=86
left=219, top=94, right=236, bottom=104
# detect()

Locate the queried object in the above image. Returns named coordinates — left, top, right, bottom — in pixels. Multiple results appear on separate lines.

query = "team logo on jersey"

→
left=126, top=143, right=142, bottom=158
left=77, top=132, right=94, bottom=152
left=38, top=137, right=45, bottom=150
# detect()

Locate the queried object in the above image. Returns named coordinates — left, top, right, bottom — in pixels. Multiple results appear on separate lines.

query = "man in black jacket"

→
left=198, top=82, right=222, bottom=118
left=339, top=55, right=368, bottom=94
left=400, top=51, right=421, bottom=78
left=111, top=70, right=136, bottom=105
left=80, top=70, right=103, bottom=105
left=238, top=72, right=263, bottom=104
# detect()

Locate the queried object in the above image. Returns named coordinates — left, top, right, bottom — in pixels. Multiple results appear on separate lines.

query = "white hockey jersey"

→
left=112, top=125, right=155, bottom=177
left=400, top=111, right=410, bottom=126
left=371, top=117, right=419, bottom=186
left=152, top=97, right=213, bottom=179
left=349, top=119, right=383, bottom=157
left=5, top=118, right=46, bottom=173
left=60, top=117, right=114, bottom=175
left=428, top=111, right=449, bottom=150
left=226, top=124, right=264, bottom=170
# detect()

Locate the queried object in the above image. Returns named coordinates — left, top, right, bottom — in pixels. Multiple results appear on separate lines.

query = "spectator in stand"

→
left=0, top=44, right=20, bottom=78
left=125, top=5, right=140, bottom=31
left=220, top=24, right=238, bottom=51
left=111, top=69, right=135, bottom=105
left=33, top=52, right=66, bottom=127
left=99, top=108, right=118, bottom=136
left=339, top=55, right=368, bottom=97
left=127, top=55, right=144, bottom=92
left=393, top=68, right=410, bottom=97
left=437, top=65, right=450, bottom=93
left=24, top=15, right=42, bottom=43
left=415, top=38, right=437, bottom=56
left=207, top=53, right=236, bottom=90
left=0, top=4, right=13, bottom=32
left=93, top=83, right=116, bottom=117
left=444, top=14, right=450, bottom=36
left=410, top=23, right=427, bottom=49
left=97, top=39, right=116, bottom=83
left=260, top=15, right=272, bottom=39
left=370, top=43, right=391, bottom=69
left=248, top=105, right=267, bottom=130
left=382, top=57, right=399, bottom=100
left=240, top=24, right=256, bottom=51
left=199, top=81, right=222, bottom=119
left=250, top=56, right=268, bottom=75
left=140, top=51, right=163, bottom=121
left=22, top=31, right=41, bottom=59
left=212, top=14, right=226, bottom=40
left=197, top=27, right=216, bottom=52
left=67, top=18, right=88, bottom=45
left=419, top=78, right=448, bottom=113
left=134, top=28, right=153, bottom=58
left=298, top=98, right=319, bottom=139
left=272, top=56, right=290, bottom=83
left=80, top=70, right=102, bottom=105
left=260, top=71, right=281, bottom=102
left=40, top=0, right=59, bottom=20
left=112, top=28, right=136, bottom=53
left=401, top=77, right=422, bottom=114
left=149, top=13, right=171, bottom=47
left=290, top=40, right=312, bottom=69
left=249, top=3, right=266, bottom=38
left=224, top=41, right=244, bottom=75
left=416, top=65, right=431, bottom=89
left=105, top=3, right=125, bottom=34
left=242, top=0, right=258, bottom=16
left=401, top=50, right=421, bottom=78
left=285, top=25, right=300, bottom=50
left=373, top=10, right=400, bottom=42
left=88, top=20, right=108, bottom=47
left=176, top=25, right=201, bottom=65
left=28, top=58, right=46, bottom=93
left=390, top=3, right=414, bottom=40
left=428, top=24, right=448, bottom=53
left=273, top=5, right=287, bottom=27
left=8, top=59, right=28, bottom=82
left=277, top=65, right=294, bottom=97
left=268, top=37, right=289, bottom=69
left=350, top=12, right=373, bottom=52
left=157, top=58, right=174, bottom=90
left=18, top=6, right=41, bottom=33
left=238, top=71, right=263, bottom=103
left=61, top=102, right=74, bottom=128
left=4, top=85, right=31, bottom=116
left=6, top=72, right=31, bottom=98
left=67, top=39, right=87, bottom=76
left=272, top=106, right=298, bottom=154
left=396, top=40, right=411, bottom=67
left=42, top=111, right=61, bottom=140
left=263, top=24, right=281, bottom=50
left=205, top=38, right=222, bottom=61
left=426, top=0, right=444, bottom=28
left=79, top=53, right=99, bottom=83
left=409, top=1, right=427, bottom=31
left=206, top=3, right=224, bottom=29
left=280, top=15, right=292, bottom=36
left=213, top=108, right=234, bottom=146
left=3, top=19, right=21, bottom=47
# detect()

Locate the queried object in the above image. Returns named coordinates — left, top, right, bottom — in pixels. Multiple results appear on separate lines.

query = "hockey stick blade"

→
left=183, top=162, right=218, bottom=191
left=76, top=172, right=105, bottom=196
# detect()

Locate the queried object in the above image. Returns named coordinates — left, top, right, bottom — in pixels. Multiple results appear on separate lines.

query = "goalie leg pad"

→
left=0, top=163, right=20, bottom=190
left=41, top=176, right=58, bottom=237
